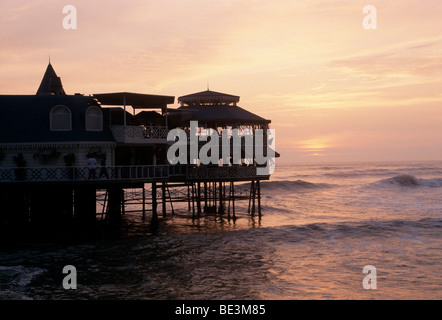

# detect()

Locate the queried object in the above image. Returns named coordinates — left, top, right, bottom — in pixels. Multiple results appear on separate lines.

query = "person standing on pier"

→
left=99, top=157, right=109, bottom=179
left=88, top=156, right=97, bottom=179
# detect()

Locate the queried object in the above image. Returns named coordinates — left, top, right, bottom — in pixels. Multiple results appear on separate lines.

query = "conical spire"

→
left=36, top=62, right=66, bottom=95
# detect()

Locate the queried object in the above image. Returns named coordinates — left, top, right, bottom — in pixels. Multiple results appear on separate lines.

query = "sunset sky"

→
left=1, top=0, right=442, bottom=163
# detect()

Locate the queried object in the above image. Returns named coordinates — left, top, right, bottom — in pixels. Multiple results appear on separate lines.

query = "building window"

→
left=50, top=105, right=72, bottom=131
left=86, top=106, right=103, bottom=131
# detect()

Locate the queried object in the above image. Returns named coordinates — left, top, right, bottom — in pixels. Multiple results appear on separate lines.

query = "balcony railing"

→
left=0, top=165, right=175, bottom=183
left=0, top=165, right=267, bottom=184
left=110, top=125, right=168, bottom=144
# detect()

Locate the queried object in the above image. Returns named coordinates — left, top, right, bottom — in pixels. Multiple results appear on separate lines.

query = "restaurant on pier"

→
left=0, top=63, right=277, bottom=235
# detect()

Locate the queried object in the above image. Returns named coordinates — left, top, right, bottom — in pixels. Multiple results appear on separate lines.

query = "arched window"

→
left=50, top=105, right=71, bottom=131
left=86, top=106, right=103, bottom=131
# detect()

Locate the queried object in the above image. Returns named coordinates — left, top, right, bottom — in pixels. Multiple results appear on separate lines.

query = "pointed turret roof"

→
left=36, top=63, right=66, bottom=95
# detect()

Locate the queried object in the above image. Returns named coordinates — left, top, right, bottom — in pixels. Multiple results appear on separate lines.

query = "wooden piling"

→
left=142, top=185, right=146, bottom=220
left=187, top=183, right=191, bottom=211
left=248, top=180, right=254, bottom=215
left=74, top=186, right=97, bottom=229
left=257, top=180, right=262, bottom=217
left=197, top=182, right=202, bottom=217
left=218, top=181, right=223, bottom=215
left=166, top=183, right=175, bottom=215
left=151, top=182, right=158, bottom=226
left=107, top=187, right=123, bottom=223
left=232, top=182, right=236, bottom=220
left=121, top=189, right=126, bottom=215
left=101, top=190, right=108, bottom=220
left=191, top=182, right=196, bottom=219
left=162, top=182, right=166, bottom=218
left=203, top=182, right=208, bottom=211
left=252, top=180, right=257, bottom=216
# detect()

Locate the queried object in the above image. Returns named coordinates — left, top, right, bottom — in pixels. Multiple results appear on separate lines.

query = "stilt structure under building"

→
left=0, top=63, right=278, bottom=238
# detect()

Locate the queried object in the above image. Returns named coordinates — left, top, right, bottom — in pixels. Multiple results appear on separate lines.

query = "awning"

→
left=93, top=92, right=174, bottom=109
left=93, top=92, right=175, bottom=126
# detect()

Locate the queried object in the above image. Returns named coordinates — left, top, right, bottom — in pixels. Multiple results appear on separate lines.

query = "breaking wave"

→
left=235, top=217, right=442, bottom=244
left=373, top=175, right=442, bottom=188
left=0, top=265, right=46, bottom=299
left=261, top=180, right=333, bottom=191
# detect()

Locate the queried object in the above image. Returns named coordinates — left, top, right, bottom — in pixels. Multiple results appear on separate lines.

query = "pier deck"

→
left=0, top=164, right=267, bottom=233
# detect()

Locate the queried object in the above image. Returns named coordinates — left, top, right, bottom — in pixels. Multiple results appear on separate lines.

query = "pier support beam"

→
left=29, top=186, right=73, bottom=230
left=162, top=182, right=167, bottom=218
left=151, top=182, right=158, bottom=227
left=227, top=181, right=236, bottom=221
left=142, top=185, right=146, bottom=220
left=191, top=182, right=196, bottom=219
left=197, top=182, right=202, bottom=217
left=187, top=183, right=191, bottom=211
left=0, top=189, right=7, bottom=228
left=3, top=187, right=29, bottom=229
left=203, top=182, right=208, bottom=211
left=218, top=181, right=224, bottom=215
left=107, top=187, right=123, bottom=223
left=74, top=186, right=96, bottom=229
left=166, top=183, right=175, bottom=216
left=257, top=180, right=262, bottom=217
left=232, top=182, right=236, bottom=220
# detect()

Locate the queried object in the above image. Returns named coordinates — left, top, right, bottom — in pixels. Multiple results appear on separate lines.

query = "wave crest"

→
left=373, top=175, right=442, bottom=187
left=262, top=180, right=333, bottom=190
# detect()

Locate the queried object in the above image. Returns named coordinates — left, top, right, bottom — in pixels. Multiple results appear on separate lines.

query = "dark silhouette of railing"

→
left=0, top=165, right=177, bottom=183
left=0, top=164, right=266, bottom=183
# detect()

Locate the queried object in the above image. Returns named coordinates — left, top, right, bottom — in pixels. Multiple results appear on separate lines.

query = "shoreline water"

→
left=1, top=160, right=441, bottom=300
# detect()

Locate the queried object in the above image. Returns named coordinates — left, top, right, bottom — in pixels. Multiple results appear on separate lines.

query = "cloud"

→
left=2, top=0, right=442, bottom=162
left=329, top=39, right=442, bottom=78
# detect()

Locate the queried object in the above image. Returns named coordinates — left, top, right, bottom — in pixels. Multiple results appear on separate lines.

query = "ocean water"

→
left=0, top=161, right=441, bottom=300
